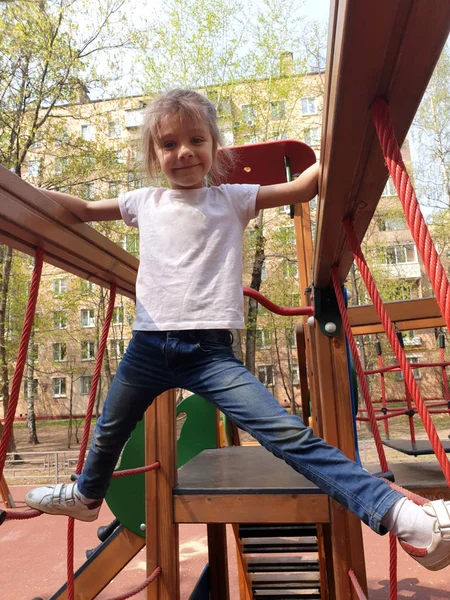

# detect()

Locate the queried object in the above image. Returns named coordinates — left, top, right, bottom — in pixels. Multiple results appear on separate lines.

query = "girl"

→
left=26, top=89, right=450, bottom=572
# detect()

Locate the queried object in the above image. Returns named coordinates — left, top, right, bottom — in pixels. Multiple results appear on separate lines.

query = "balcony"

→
left=383, top=262, right=421, bottom=280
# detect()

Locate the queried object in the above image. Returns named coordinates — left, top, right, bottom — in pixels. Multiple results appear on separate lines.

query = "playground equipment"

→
left=2, top=1, right=450, bottom=599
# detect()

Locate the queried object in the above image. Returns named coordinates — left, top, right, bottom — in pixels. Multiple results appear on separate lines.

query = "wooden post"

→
left=314, top=327, right=368, bottom=599
left=145, top=390, right=180, bottom=600
left=208, top=411, right=230, bottom=600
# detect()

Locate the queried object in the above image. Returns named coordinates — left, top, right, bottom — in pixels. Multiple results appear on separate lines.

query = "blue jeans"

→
left=77, top=329, right=402, bottom=533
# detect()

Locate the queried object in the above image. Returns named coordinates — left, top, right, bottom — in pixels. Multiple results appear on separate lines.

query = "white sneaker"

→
left=400, top=500, right=450, bottom=571
left=25, top=483, right=102, bottom=522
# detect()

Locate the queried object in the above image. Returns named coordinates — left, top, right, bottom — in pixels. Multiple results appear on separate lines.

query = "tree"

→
left=0, top=0, right=139, bottom=447
left=413, top=42, right=450, bottom=209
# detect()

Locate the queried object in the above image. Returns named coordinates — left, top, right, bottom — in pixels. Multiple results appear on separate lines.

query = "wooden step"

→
left=252, top=572, right=321, bottom=587
left=242, top=537, right=318, bottom=554
left=247, top=556, right=319, bottom=573
left=253, top=590, right=321, bottom=598
left=239, top=524, right=317, bottom=538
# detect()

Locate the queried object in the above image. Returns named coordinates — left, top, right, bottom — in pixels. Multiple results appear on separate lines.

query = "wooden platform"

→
left=368, top=460, right=450, bottom=501
left=382, top=439, right=450, bottom=457
left=173, top=447, right=329, bottom=525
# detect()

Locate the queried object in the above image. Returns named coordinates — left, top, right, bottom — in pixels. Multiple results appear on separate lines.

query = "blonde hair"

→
left=141, top=89, right=233, bottom=184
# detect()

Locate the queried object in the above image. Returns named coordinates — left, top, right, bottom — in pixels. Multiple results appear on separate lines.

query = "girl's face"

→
left=154, top=112, right=215, bottom=189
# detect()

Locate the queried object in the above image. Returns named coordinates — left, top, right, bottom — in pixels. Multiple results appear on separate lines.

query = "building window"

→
left=28, top=159, right=41, bottom=178
left=261, top=261, right=267, bottom=281
left=108, top=120, right=122, bottom=138
left=52, top=278, right=67, bottom=297
left=52, top=342, right=67, bottom=362
left=277, top=226, right=296, bottom=245
left=125, top=233, right=139, bottom=257
left=110, top=339, right=125, bottom=359
left=291, top=363, right=300, bottom=385
left=80, top=280, right=94, bottom=295
left=243, top=134, right=258, bottom=145
left=256, top=328, right=272, bottom=350
left=125, top=109, right=144, bottom=128
left=271, top=101, right=286, bottom=119
left=81, top=341, right=96, bottom=361
left=109, top=181, right=121, bottom=197
left=127, top=172, right=143, bottom=191
left=81, top=309, right=95, bottom=328
left=257, top=364, right=274, bottom=387
left=24, top=378, right=38, bottom=399
left=301, top=97, right=316, bottom=115
left=52, top=311, right=67, bottom=329
left=383, top=244, right=417, bottom=265
left=286, top=328, right=296, bottom=348
left=283, top=259, right=299, bottom=279
left=52, top=377, right=66, bottom=397
left=217, top=97, right=233, bottom=117
left=272, top=131, right=288, bottom=140
left=81, top=124, right=95, bottom=141
left=113, top=150, right=125, bottom=164
left=80, top=375, right=93, bottom=395
left=241, top=104, right=256, bottom=126
left=403, top=330, right=422, bottom=346
left=304, top=126, right=321, bottom=147
left=82, top=183, right=95, bottom=200
left=396, top=356, right=421, bottom=380
left=55, top=157, right=68, bottom=174
left=112, top=307, right=124, bottom=326
left=222, top=130, right=234, bottom=146
left=377, top=216, right=406, bottom=231
left=382, top=178, right=396, bottom=197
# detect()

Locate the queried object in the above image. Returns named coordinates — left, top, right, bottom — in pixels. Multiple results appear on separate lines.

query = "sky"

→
left=302, top=0, right=329, bottom=23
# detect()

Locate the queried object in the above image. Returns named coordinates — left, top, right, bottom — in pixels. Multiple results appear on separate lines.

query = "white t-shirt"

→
left=118, top=184, right=260, bottom=330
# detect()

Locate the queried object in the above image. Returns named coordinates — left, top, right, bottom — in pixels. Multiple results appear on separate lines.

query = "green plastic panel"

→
left=105, top=394, right=217, bottom=537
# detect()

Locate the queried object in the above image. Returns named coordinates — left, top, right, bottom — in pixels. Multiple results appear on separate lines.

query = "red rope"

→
left=0, top=248, right=44, bottom=478
left=331, top=268, right=389, bottom=473
left=67, top=284, right=117, bottom=600
left=441, top=345, right=450, bottom=401
left=348, top=570, right=368, bottom=599
left=344, top=219, right=450, bottom=486
left=378, top=353, right=390, bottom=437
left=372, top=98, right=450, bottom=331
left=365, top=361, right=450, bottom=375
left=108, top=567, right=161, bottom=600
left=112, top=462, right=160, bottom=478
left=242, top=286, right=313, bottom=316
left=389, top=533, right=397, bottom=599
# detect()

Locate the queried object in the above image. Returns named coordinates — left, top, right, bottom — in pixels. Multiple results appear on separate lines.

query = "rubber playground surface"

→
left=1, top=486, right=450, bottom=599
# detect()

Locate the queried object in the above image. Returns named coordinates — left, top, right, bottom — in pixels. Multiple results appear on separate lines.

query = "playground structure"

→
left=1, top=1, right=450, bottom=599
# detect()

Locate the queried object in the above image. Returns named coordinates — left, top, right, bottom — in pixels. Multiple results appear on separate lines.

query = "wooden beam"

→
left=348, top=297, right=444, bottom=335
left=0, top=165, right=138, bottom=299
left=50, top=526, right=145, bottom=600
left=174, top=493, right=330, bottom=524
left=315, top=0, right=450, bottom=287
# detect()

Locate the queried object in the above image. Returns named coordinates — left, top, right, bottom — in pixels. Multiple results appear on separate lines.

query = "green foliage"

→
left=414, top=42, right=450, bottom=208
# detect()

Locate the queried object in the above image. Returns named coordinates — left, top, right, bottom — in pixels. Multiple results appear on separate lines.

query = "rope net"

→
left=0, top=251, right=161, bottom=600
left=342, top=99, right=450, bottom=598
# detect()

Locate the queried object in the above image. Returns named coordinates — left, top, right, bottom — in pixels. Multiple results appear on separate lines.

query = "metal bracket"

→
left=313, top=287, right=342, bottom=337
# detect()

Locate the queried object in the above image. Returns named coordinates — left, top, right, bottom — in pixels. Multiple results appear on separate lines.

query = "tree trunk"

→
left=245, top=212, right=265, bottom=375
left=0, top=245, right=18, bottom=456
left=26, top=329, right=39, bottom=445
